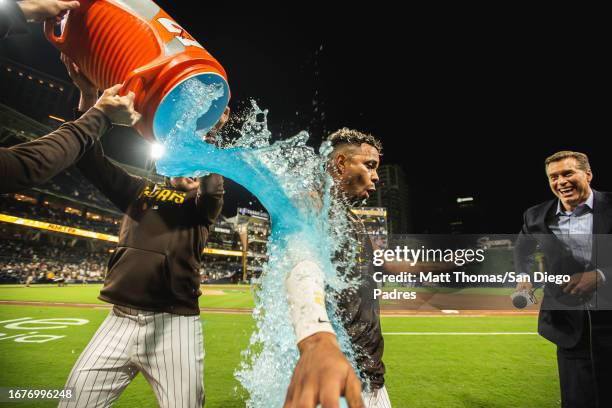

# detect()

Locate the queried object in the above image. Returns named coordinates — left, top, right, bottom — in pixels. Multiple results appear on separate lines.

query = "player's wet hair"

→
left=326, top=128, right=382, bottom=154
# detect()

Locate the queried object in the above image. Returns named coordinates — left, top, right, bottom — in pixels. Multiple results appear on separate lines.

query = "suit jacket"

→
left=514, top=190, right=612, bottom=348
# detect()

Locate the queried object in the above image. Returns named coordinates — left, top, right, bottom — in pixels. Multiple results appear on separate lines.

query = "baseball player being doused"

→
left=284, top=129, right=391, bottom=408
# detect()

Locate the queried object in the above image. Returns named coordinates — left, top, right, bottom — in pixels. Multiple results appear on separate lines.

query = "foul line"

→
left=383, top=332, right=537, bottom=335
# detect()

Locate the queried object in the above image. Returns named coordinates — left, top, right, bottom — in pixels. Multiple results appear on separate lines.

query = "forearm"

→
left=0, top=108, right=110, bottom=193
left=285, top=260, right=335, bottom=344
left=196, top=174, right=224, bottom=225
left=298, top=331, right=337, bottom=354
left=76, top=140, right=144, bottom=212
left=78, top=92, right=98, bottom=112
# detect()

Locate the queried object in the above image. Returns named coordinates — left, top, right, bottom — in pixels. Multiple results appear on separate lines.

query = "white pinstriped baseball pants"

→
left=58, top=306, right=204, bottom=408
left=362, top=386, right=392, bottom=408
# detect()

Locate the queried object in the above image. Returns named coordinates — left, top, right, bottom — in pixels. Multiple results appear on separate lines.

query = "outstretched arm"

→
left=76, top=139, right=144, bottom=212
left=1, top=0, right=80, bottom=39
left=0, top=107, right=110, bottom=193
left=195, top=174, right=224, bottom=226
left=194, top=106, right=230, bottom=225
left=284, top=261, right=364, bottom=408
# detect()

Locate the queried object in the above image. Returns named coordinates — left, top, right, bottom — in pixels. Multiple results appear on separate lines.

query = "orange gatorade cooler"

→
left=44, top=0, right=230, bottom=142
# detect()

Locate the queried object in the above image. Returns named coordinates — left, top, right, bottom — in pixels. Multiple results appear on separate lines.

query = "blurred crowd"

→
left=0, top=194, right=120, bottom=234
left=0, top=237, right=110, bottom=284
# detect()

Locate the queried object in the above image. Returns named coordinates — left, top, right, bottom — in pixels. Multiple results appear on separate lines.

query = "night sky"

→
left=1, top=7, right=608, bottom=232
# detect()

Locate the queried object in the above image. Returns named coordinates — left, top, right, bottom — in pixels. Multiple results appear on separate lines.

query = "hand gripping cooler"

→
left=44, top=0, right=230, bottom=142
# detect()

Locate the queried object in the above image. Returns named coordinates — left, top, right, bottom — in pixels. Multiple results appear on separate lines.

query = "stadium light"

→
left=48, top=115, right=65, bottom=122
left=150, top=142, right=165, bottom=159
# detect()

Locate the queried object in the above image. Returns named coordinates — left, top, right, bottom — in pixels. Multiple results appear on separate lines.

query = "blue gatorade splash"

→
left=317, top=397, right=349, bottom=408
left=156, top=80, right=366, bottom=407
left=153, top=73, right=230, bottom=141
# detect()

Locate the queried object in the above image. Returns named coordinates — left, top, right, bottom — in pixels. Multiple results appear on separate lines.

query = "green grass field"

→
left=0, top=285, right=560, bottom=407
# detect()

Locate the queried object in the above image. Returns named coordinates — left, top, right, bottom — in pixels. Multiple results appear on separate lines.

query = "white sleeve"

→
left=285, top=260, right=335, bottom=343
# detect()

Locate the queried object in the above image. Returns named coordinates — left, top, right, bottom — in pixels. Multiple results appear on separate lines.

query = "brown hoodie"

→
left=77, top=140, right=223, bottom=315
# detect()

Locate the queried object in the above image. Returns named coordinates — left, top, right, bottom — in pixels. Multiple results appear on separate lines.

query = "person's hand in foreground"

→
left=284, top=332, right=364, bottom=408
left=516, top=279, right=533, bottom=293
left=18, top=0, right=80, bottom=22
left=93, top=85, right=141, bottom=126
left=62, top=53, right=140, bottom=125
left=561, top=271, right=602, bottom=296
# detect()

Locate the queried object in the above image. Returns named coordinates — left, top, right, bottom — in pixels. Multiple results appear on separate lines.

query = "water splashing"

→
left=155, top=78, right=366, bottom=407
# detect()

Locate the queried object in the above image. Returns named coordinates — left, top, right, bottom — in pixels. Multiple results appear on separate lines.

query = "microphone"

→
left=511, top=289, right=538, bottom=309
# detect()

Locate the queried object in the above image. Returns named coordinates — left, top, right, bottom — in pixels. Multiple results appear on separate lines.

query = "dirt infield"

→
left=0, top=300, right=253, bottom=314
left=201, top=289, right=227, bottom=296
left=380, top=290, right=541, bottom=316
left=0, top=300, right=536, bottom=316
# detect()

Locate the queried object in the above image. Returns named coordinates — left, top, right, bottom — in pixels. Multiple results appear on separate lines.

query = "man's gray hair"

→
left=545, top=151, right=591, bottom=173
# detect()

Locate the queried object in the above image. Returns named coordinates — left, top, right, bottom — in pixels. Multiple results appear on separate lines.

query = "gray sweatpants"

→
left=59, top=305, right=204, bottom=408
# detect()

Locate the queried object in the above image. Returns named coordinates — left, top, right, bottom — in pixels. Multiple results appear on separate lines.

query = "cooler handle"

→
left=120, top=55, right=178, bottom=98
left=43, top=14, right=69, bottom=50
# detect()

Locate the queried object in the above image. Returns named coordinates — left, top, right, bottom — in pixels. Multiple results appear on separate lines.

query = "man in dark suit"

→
left=515, top=151, right=612, bottom=408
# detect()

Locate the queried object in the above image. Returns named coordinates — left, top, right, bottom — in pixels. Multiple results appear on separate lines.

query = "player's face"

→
left=546, top=158, right=592, bottom=211
left=336, top=143, right=380, bottom=202
left=170, top=177, right=200, bottom=191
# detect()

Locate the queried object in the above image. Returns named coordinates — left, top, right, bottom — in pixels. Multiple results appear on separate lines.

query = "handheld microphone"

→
left=511, top=289, right=537, bottom=309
